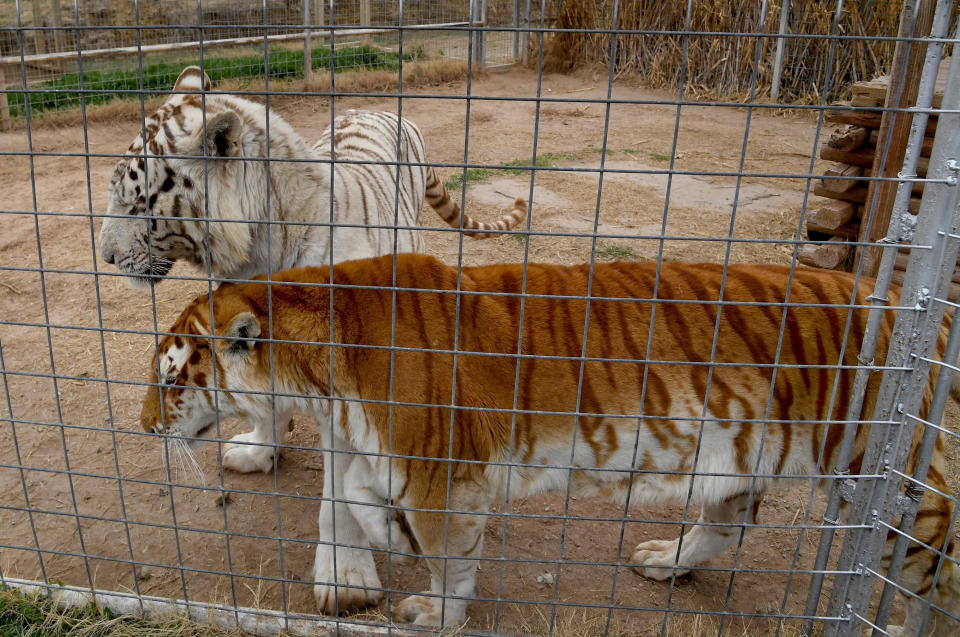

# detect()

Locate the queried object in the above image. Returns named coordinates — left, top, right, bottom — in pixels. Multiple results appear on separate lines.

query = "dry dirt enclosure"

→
left=1, top=68, right=957, bottom=636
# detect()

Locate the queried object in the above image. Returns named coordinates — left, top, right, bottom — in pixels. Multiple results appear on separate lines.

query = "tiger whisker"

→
left=178, top=437, right=206, bottom=487
left=159, top=436, right=207, bottom=488
left=148, top=257, right=175, bottom=277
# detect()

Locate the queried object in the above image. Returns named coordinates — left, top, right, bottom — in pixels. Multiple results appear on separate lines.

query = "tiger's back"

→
left=339, top=258, right=903, bottom=494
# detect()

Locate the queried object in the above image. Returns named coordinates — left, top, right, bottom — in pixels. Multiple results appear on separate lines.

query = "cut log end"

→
left=798, top=237, right=852, bottom=270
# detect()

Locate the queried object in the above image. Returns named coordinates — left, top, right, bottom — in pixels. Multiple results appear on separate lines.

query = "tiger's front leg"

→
left=222, top=411, right=293, bottom=474
left=312, top=420, right=383, bottom=615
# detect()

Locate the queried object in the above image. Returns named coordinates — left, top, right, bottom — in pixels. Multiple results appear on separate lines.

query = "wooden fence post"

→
left=857, top=0, right=936, bottom=277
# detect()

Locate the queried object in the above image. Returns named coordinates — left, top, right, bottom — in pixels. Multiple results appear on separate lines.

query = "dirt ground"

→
left=1, top=67, right=957, bottom=636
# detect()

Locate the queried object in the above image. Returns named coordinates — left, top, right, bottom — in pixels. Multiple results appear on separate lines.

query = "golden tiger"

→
left=139, top=253, right=960, bottom=633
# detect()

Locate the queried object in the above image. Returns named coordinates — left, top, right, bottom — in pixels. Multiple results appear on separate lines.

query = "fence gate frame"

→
left=802, top=1, right=960, bottom=633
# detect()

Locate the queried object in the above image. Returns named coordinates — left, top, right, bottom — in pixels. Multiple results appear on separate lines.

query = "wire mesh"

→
left=1, top=1, right=960, bottom=636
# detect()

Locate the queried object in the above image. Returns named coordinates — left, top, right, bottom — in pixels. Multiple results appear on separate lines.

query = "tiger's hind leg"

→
left=392, top=478, right=492, bottom=628
left=874, top=486, right=960, bottom=637
left=632, top=492, right=761, bottom=581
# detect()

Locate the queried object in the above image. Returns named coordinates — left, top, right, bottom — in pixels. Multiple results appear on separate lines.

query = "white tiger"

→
left=97, top=67, right=525, bottom=607
left=97, top=65, right=524, bottom=286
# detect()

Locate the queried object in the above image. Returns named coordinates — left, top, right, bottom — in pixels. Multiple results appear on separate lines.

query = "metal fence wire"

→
left=1, top=1, right=960, bottom=636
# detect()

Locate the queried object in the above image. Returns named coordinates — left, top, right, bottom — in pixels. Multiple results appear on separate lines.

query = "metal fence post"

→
left=29, top=0, right=45, bottom=54
left=521, top=0, right=530, bottom=65
left=769, top=0, right=790, bottom=102
left=513, top=0, right=520, bottom=60
left=480, top=0, right=487, bottom=67
left=360, top=0, right=371, bottom=27
left=0, top=65, right=10, bottom=129
left=821, top=22, right=960, bottom=637
left=470, top=0, right=486, bottom=68
left=303, top=0, right=312, bottom=85
left=50, top=0, right=63, bottom=52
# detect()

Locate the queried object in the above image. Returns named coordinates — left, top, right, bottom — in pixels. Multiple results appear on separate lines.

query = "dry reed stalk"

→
left=540, top=0, right=903, bottom=103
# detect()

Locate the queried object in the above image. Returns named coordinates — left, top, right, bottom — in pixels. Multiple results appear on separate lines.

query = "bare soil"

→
left=1, top=68, right=957, bottom=636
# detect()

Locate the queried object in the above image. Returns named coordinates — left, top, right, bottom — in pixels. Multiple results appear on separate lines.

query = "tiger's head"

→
left=140, top=273, right=337, bottom=442
left=140, top=286, right=266, bottom=443
left=99, top=66, right=255, bottom=287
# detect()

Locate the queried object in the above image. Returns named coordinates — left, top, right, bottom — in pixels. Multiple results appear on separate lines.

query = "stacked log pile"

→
left=799, top=59, right=948, bottom=289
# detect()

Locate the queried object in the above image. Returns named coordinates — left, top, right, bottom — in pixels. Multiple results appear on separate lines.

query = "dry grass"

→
left=539, top=0, right=904, bottom=103
left=303, top=58, right=475, bottom=94
left=9, top=59, right=473, bottom=131
left=0, top=583, right=817, bottom=637
left=0, top=586, right=251, bottom=637
left=505, top=603, right=811, bottom=636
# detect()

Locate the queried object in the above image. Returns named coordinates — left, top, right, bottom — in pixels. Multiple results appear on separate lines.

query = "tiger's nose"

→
left=101, top=244, right=116, bottom=264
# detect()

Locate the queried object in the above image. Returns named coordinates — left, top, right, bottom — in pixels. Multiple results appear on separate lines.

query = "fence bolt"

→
left=946, top=159, right=959, bottom=185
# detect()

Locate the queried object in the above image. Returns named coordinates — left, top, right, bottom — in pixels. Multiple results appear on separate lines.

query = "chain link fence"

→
left=1, top=1, right=959, bottom=636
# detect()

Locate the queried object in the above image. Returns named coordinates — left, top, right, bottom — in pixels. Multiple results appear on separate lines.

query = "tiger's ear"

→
left=203, top=111, right=243, bottom=158
left=173, top=66, right=212, bottom=93
left=222, top=311, right=260, bottom=356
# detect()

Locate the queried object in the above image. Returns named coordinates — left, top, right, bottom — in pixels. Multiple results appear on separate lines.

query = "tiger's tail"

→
left=424, top=167, right=527, bottom=239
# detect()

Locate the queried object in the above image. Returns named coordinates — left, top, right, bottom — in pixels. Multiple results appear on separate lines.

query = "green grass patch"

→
left=511, top=231, right=530, bottom=245
left=442, top=148, right=677, bottom=191
left=500, top=151, right=581, bottom=168
left=443, top=168, right=498, bottom=190
left=444, top=151, right=584, bottom=190
left=0, top=587, right=117, bottom=637
left=596, top=243, right=638, bottom=261
left=8, top=45, right=423, bottom=117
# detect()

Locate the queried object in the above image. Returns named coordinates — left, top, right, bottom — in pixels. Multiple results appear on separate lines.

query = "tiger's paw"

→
left=222, top=432, right=277, bottom=474
left=631, top=539, right=691, bottom=581
left=394, top=593, right=462, bottom=628
left=863, top=627, right=904, bottom=637
left=312, top=544, right=382, bottom=616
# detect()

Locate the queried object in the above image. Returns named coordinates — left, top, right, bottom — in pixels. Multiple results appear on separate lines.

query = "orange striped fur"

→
left=141, top=254, right=960, bottom=631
